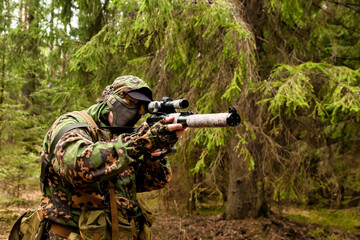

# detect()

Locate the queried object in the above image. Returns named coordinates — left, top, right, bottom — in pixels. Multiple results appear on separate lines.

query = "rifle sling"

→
left=109, top=181, right=120, bottom=239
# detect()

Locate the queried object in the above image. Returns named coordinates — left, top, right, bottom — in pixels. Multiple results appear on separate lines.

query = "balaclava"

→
left=97, top=75, right=153, bottom=127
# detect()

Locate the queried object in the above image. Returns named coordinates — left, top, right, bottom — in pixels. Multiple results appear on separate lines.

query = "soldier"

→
left=39, top=75, right=187, bottom=239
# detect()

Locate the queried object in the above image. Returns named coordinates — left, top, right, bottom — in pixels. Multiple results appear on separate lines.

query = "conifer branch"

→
left=327, top=1, right=360, bottom=8
left=117, top=31, right=156, bottom=49
left=337, top=56, right=360, bottom=61
left=314, top=3, right=360, bottom=35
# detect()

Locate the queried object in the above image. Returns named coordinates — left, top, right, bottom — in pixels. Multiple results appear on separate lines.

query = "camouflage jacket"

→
left=40, top=102, right=172, bottom=227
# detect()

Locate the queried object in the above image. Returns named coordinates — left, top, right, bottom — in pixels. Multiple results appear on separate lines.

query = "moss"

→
left=197, top=206, right=224, bottom=216
left=283, top=207, right=360, bottom=233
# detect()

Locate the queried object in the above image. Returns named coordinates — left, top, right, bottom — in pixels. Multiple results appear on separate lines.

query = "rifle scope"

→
left=147, top=97, right=189, bottom=113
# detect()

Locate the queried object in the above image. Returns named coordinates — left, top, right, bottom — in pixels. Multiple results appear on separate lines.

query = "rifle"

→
left=146, top=97, right=241, bottom=128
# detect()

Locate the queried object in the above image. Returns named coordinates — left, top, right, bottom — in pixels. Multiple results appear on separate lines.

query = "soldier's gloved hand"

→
left=149, top=119, right=177, bottom=150
left=150, top=117, right=188, bottom=156
left=126, top=117, right=188, bottom=159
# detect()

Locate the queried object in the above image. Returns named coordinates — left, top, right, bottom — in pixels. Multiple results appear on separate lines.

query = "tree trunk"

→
left=225, top=131, right=269, bottom=219
left=0, top=2, right=8, bottom=153
left=225, top=139, right=261, bottom=219
left=1, top=46, right=5, bottom=107
left=24, top=0, right=28, bottom=26
left=21, top=0, right=40, bottom=107
left=224, top=1, right=270, bottom=220
left=19, top=0, right=23, bottom=24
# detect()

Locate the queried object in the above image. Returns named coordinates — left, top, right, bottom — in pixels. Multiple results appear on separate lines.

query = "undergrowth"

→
left=281, top=206, right=360, bottom=234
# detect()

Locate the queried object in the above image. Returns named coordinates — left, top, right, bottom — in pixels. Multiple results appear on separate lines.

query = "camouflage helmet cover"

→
left=98, top=75, right=153, bottom=102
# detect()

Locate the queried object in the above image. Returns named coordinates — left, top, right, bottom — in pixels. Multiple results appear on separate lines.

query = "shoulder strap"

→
left=48, top=123, right=91, bottom=160
left=40, top=110, right=111, bottom=191
left=40, top=111, right=100, bottom=192
left=74, top=110, right=97, bottom=126
left=73, top=110, right=111, bottom=142
left=48, top=110, right=102, bottom=160
left=73, top=111, right=102, bottom=141
left=40, top=122, right=92, bottom=191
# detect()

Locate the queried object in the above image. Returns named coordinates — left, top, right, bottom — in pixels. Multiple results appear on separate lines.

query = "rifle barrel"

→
left=170, top=112, right=240, bottom=128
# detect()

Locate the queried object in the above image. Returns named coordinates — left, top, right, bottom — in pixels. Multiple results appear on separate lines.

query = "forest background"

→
left=0, top=0, right=360, bottom=239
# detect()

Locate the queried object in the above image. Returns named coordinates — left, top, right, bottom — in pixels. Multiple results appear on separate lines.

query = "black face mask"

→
left=106, top=95, right=142, bottom=127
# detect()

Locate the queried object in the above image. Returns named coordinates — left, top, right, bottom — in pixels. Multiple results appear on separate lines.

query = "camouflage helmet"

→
left=97, top=75, right=153, bottom=103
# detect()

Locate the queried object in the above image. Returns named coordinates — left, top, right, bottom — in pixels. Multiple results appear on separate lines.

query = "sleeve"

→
left=135, top=156, right=172, bottom=192
left=120, top=122, right=173, bottom=192
left=50, top=119, right=145, bottom=187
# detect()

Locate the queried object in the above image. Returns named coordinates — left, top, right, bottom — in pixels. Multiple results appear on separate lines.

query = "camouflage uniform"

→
left=40, top=76, right=173, bottom=239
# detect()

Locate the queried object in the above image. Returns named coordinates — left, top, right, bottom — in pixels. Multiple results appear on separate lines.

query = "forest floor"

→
left=151, top=211, right=360, bottom=240
left=1, top=191, right=360, bottom=239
